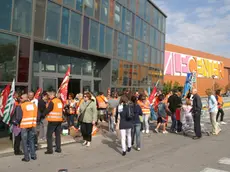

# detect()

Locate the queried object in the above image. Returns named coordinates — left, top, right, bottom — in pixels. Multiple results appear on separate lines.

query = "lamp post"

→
left=212, top=75, right=215, bottom=92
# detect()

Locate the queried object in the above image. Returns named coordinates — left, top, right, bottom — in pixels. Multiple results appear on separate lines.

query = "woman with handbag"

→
left=78, top=92, right=97, bottom=147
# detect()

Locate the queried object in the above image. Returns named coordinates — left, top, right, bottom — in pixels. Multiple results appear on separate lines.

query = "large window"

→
left=84, top=0, right=94, bottom=17
left=89, top=20, right=99, bottom=51
left=136, top=41, right=143, bottom=63
left=57, top=55, right=70, bottom=73
left=127, top=37, right=133, bottom=61
left=41, top=52, right=57, bottom=72
left=82, top=17, right=89, bottom=50
left=63, top=0, right=75, bottom=7
left=99, top=24, right=105, bottom=54
left=105, top=27, right=113, bottom=56
left=45, top=1, right=61, bottom=41
left=150, top=26, right=154, bottom=47
left=76, top=0, right=83, bottom=12
left=69, top=12, right=81, bottom=47
left=112, top=59, right=119, bottom=86
left=0, top=33, right=17, bottom=82
left=139, top=0, right=145, bottom=18
left=61, top=8, right=69, bottom=45
left=12, top=0, right=32, bottom=35
left=0, top=0, right=12, bottom=30
left=125, top=9, right=132, bottom=35
left=117, top=32, right=124, bottom=58
left=142, top=21, right=149, bottom=44
left=34, top=0, right=46, bottom=38
left=153, top=7, right=159, bottom=28
left=100, top=0, right=109, bottom=24
left=135, top=16, right=141, bottom=40
left=95, top=0, right=100, bottom=20
left=114, top=2, right=121, bottom=30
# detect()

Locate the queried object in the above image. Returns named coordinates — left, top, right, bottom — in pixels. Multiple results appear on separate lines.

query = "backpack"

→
left=126, top=103, right=135, bottom=120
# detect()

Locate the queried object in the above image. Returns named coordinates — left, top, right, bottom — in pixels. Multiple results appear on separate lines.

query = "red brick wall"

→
left=164, top=43, right=230, bottom=96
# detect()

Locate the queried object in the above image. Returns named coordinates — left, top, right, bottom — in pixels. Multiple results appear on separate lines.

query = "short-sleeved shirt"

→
left=158, top=102, right=167, bottom=118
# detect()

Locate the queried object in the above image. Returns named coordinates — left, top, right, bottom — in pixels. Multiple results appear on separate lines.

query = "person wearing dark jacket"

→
left=167, top=89, right=182, bottom=133
left=115, top=95, right=133, bottom=156
left=191, top=89, right=202, bottom=139
left=130, top=95, right=143, bottom=151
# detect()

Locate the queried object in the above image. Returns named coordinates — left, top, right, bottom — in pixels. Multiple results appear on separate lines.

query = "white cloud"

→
left=154, top=1, right=230, bottom=58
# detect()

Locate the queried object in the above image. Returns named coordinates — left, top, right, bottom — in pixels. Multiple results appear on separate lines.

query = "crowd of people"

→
left=0, top=87, right=227, bottom=161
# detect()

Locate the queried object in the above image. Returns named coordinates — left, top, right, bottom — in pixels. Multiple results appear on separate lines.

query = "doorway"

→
left=58, top=78, right=81, bottom=95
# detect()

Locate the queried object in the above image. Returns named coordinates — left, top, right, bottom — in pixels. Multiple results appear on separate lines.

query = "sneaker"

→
left=82, top=141, right=87, bottom=146
left=155, top=128, right=159, bottom=133
left=220, top=121, right=227, bottom=125
left=137, top=148, right=141, bottom=151
left=146, top=130, right=149, bottom=134
left=122, top=151, right=126, bottom=156
left=142, top=130, right=145, bottom=133
left=86, top=142, right=91, bottom=147
left=127, top=147, right=131, bottom=152
left=163, top=130, right=168, bottom=134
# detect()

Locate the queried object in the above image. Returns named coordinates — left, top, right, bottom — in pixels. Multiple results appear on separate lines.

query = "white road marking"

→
left=219, top=157, right=230, bottom=165
left=200, top=168, right=228, bottom=172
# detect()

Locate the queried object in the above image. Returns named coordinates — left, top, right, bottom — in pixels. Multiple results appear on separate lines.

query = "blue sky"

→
left=154, top=0, right=230, bottom=58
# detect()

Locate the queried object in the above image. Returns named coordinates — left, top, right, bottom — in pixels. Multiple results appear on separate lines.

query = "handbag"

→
left=78, top=101, right=92, bottom=123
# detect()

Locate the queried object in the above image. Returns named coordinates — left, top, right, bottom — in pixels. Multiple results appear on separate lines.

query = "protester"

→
left=13, top=94, right=38, bottom=162
left=44, top=90, right=63, bottom=154
left=137, top=94, right=150, bottom=134
left=96, top=92, right=108, bottom=123
left=191, top=89, right=202, bottom=139
left=180, top=99, right=193, bottom=133
left=206, top=89, right=221, bottom=135
left=131, top=95, right=142, bottom=151
left=79, top=92, right=97, bottom=147
left=155, top=94, right=169, bottom=134
left=37, top=92, right=48, bottom=141
left=115, top=95, right=133, bottom=156
left=216, top=89, right=226, bottom=124
left=65, top=93, right=77, bottom=128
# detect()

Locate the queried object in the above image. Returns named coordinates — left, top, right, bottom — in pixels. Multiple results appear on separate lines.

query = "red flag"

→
left=148, top=87, right=157, bottom=104
left=34, top=88, right=42, bottom=99
left=0, top=84, right=11, bottom=117
left=58, top=67, right=71, bottom=104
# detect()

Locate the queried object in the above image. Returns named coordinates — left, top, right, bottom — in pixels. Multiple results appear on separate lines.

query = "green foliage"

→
left=163, top=81, right=183, bottom=94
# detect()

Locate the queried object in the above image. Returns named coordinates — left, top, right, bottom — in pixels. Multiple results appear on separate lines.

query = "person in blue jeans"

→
left=131, top=95, right=143, bottom=151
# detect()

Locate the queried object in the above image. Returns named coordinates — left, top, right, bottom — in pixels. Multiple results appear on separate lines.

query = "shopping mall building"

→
left=0, top=0, right=166, bottom=95
left=164, top=43, right=230, bottom=96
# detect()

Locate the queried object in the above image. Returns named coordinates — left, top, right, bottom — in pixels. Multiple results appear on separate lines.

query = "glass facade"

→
left=0, top=0, right=166, bottom=91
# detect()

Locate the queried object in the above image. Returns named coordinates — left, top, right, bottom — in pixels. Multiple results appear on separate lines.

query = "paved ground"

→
left=0, top=110, right=230, bottom=172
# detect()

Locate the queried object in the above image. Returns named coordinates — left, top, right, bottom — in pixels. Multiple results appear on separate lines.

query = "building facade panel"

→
left=0, top=0, right=166, bottom=94
left=164, top=43, right=230, bottom=96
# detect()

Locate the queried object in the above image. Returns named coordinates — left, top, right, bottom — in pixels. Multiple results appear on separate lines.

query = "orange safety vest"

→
left=138, top=100, right=150, bottom=115
left=46, top=98, right=63, bottom=122
left=20, top=101, right=37, bottom=129
left=217, top=95, right=223, bottom=108
left=96, top=95, right=108, bottom=109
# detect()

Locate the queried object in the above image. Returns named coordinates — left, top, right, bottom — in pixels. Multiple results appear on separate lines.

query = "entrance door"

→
left=41, top=77, right=57, bottom=91
left=82, top=80, right=92, bottom=92
left=58, top=78, right=81, bottom=95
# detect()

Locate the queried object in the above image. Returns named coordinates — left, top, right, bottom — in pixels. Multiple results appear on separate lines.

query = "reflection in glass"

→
left=34, top=0, right=46, bottom=38
left=82, top=59, right=92, bottom=76
left=93, top=61, right=101, bottom=77
left=33, top=51, right=40, bottom=72
left=114, top=2, right=121, bottom=30
left=82, top=17, right=89, bottom=50
left=135, top=16, right=141, bottom=40
left=70, top=12, right=81, bottom=47
left=45, top=2, right=61, bottom=41
left=100, top=0, right=109, bottom=24
left=71, top=57, right=82, bottom=75
left=58, top=55, right=70, bottom=73
left=41, top=52, right=57, bottom=72
left=89, top=20, right=99, bottom=51
left=99, top=24, right=105, bottom=54
left=63, top=0, right=75, bottom=7
left=84, top=0, right=94, bottom=17
left=43, top=78, right=56, bottom=91
left=0, top=0, right=12, bottom=30
left=76, top=0, right=83, bottom=12
left=61, top=8, right=69, bottom=45
left=127, top=37, right=133, bottom=61
left=95, top=0, right=100, bottom=20
left=105, top=27, right=113, bottom=56
left=12, top=0, right=32, bottom=35
left=112, top=59, right=119, bottom=86
left=125, top=9, right=132, bottom=35
left=0, top=33, right=17, bottom=82
left=18, top=38, right=30, bottom=82
left=94, top=80, right=101, bottom=94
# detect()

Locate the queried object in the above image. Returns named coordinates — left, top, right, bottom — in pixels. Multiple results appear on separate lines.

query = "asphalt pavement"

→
left=0, top=109, right=230, bottom=172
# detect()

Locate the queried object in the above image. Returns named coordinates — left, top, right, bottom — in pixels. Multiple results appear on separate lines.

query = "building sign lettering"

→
left=164, top=51, right=224, bottom=79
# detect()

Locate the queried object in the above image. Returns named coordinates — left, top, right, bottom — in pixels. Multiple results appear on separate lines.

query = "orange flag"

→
left=58, top=66, right=71, bottom=104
